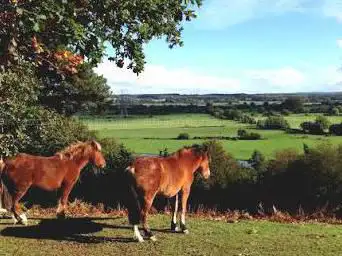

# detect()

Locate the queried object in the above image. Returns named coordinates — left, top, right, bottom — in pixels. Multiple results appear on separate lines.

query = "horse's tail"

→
left=124, top=165, right=142, bottom=225
left=0, top=158, right=12, bottom=211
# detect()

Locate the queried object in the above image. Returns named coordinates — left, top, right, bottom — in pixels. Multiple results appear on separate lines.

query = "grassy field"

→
left=1, top=215, right=342, bottom=256
left=82, top=114, right=342, bottom=159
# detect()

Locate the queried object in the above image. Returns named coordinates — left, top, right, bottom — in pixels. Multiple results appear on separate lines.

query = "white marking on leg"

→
left=173, top=195, right=178, bottom=224
left=11, top=214, right=18, bottom=224
left=19, top=213, right=28, bottom=225
left=133, top=225, right=144, bottom=242
left=181, top=212, right=189, bottom=234
left=0, top=208, right=7, bottom=214
left=181, top=212, right=185, bottom=225
left=150, top=235, right=157, bottom=242
left=56, top=202, right=63, bottom=213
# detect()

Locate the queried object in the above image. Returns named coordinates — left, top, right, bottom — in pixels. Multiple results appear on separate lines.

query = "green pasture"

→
left=1, top=215, right=342, bottom=256
left=82, top=114, right=342, bottom=159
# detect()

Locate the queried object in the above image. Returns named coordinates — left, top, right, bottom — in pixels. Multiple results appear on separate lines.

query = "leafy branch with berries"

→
left=0, top=0, right=202, bottom=76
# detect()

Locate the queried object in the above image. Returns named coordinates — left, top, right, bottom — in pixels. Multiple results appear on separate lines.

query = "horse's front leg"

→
left=180, top=187, right=191, bottom=234
left=170, top=193, right=179, bottom=232
left=11, top=186, right=30, bottom=225
left=56, top=182, right=74, bottom=219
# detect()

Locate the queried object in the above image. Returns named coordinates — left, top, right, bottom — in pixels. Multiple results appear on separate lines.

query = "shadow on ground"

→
left=0, top=217, right=136, bottom=244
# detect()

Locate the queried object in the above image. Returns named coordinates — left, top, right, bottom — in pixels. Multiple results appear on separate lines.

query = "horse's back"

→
left=129, top=156, right=186, bottom=197
left=4, top=154, right=65, bottom=178
left=130, top=157, right=162, bottom=175
left=128, top=157, right=163, bottom=189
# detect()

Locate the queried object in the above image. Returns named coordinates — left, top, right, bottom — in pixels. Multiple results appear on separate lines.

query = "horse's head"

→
left=89, top=140, right=106, bottom=169
left=197, top=150, right=211, bottom=180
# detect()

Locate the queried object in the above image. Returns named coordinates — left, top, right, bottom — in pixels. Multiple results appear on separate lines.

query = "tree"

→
left=249, top=150, right=267, bottom=175
left=300, top=121, right=324, bottom=135
left=39, top=64, right=112, bottom=115
left=257, top=116, right=289, bottom=130
left=315, top=115, right=330, bottom=130
left=0, top=65, right=94, bottom=156
left=329, top=123, right=342, bottom=136
left=0, top=0, right=202, bottom=75
left=237, top=129, right=247, bottom=138
left=282, top=96, right=304, bottom=113
left=328, top=107, right=339, bottom=116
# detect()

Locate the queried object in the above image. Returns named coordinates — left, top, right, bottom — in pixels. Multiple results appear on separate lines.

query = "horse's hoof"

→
left=171, top=226, right=180, bottom=232
left=149, top=235, right=157, bottom=242
left=19, top=213, right=28, bottom=226
left=11, top=215, right=18, bottom=225
left=18, top=219, right=28, bottom=226
left=182, top=229, right=189, bottom=234
left=56, top=213, right=66, bottom=220
left=134, top=236, right=144, bottom=243
left=0, top=208, right=7, bottom=214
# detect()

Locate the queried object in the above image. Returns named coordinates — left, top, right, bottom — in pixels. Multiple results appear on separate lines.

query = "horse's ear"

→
left=91, top=140, right=102, bottom=151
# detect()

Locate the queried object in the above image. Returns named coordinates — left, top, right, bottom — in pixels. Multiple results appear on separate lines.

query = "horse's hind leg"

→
left=141, top=194, right=157, bottom=241
left=170, top=193, right=179, bottom=232
left=180, top=187, right=191, bottom=234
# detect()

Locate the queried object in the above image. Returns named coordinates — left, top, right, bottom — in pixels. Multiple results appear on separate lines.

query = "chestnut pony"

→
left=0, top=140, right=105, bottom=225
left=125, top=145, right=210, bottom=242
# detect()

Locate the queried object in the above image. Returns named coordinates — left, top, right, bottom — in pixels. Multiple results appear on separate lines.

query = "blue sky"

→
left=95, top=0, right=342, bottom=94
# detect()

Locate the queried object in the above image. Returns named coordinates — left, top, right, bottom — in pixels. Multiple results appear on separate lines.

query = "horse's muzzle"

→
left=203, top=169, right=211, bottom=179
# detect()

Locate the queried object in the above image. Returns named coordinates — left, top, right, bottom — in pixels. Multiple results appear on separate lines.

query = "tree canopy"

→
left=0, top=0, right=202, bottom=75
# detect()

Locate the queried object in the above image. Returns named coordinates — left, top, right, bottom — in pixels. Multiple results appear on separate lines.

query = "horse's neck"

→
left=174, top=153, right=201, bottom=174
left=72, top=156, right=90, bottom=171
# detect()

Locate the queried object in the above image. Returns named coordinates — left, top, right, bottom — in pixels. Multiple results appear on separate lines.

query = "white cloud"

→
left=94, top=58, right=342, bottom=94
left=246, top=67, right=305, bottom=87
left=337, top=39, right=342, bottom=48
left=194, top=0, right=315, bottom=30
left=95, top=61, right=342, bottom=94
left=322, top=0, right=342, bottom=22
left=194, top=0, right=342, bottom=30
left=94, top=60, right=241, bottom=94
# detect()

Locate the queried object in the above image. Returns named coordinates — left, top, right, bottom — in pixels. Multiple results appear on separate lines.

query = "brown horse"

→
left=0, top=140, right=105, bottom=225
left=125, top=145, right=210, bottom=242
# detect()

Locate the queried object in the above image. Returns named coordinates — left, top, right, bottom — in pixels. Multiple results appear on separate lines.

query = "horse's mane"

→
left=56, top=140, right=100, bottom=160
left=174, top=144, right=209, bottom=157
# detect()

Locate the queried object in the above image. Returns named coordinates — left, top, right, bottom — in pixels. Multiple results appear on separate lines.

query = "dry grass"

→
left=16, top=200, right=342, bottom=226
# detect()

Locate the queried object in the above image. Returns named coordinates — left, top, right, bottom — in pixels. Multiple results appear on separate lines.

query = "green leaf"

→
left=16, top=8, right=24, bottom=15
left=33, top=23, right=40, bottom=32
left=37, top=15, right=47, bottom=20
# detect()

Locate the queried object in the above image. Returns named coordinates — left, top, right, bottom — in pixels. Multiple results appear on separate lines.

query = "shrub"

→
left=246, top=132, right=262, bottom=140
left=223, top=109, right=243, bottom=120
left=327, top=107, right=340, bottom=116
left=257, top=116, right=289, bottom=130
left=72, top=138, right=133, bottom=208
left=281, top=109, right=292, bottom=116
left=200, top=140, right=255, bottom=189
left=249, top=150, right=267, bottom=174
left=237, top=129, right=262, bottom=140
left=329, top=123, right=342, bottom=136
left=300, top=116, right=330, bottom=135
left=240, top=114, right=257, bottom=124
left=237, top=129, right=247, bottom=138
left=177, top=133, right=190, bottom=140
left=300, top=121, right=324, bottom=135
left=315, top=115, right=330, bottom=130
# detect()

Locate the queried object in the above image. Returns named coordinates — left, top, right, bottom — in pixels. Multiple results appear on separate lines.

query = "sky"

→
left=95, top=0, right=342, bottom=94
